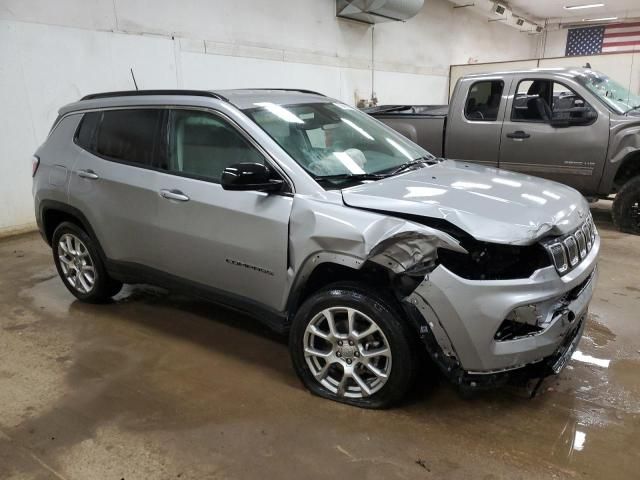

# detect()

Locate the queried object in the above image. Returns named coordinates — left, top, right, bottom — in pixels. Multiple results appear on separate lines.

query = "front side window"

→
left=166, top=110, right=265, bottom=182
left=464, top=80, right=503, bottom=121
left=95, top=109, right=164, bottom=165
left=512, top=79, right=552, bottom=122
left=244, top=102, right=433, bottom=187
left=512, top=79, right=596, bottom=125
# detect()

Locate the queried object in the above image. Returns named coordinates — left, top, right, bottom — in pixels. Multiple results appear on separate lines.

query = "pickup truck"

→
left=366, top=67, right=640, bottom=234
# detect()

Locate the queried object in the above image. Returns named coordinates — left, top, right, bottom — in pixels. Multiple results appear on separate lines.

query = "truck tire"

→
left=612, top=176, right=640, bottom=234
left=289, top=281, right=418, bottom=409
left=52, top=222, right=123, bottom=303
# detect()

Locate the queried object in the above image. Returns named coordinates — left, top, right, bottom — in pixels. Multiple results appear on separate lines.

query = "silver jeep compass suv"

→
left=33, top=89, right=599, bottom=408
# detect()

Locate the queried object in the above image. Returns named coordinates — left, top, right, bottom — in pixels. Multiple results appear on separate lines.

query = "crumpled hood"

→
left=342, top=160, right=590, bottom=245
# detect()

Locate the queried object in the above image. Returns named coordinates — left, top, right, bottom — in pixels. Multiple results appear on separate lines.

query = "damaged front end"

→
left=287, top=194, right=599, bottom=396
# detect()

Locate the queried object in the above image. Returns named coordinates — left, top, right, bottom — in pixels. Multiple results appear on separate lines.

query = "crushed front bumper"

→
left=404, top=235, right=599, bottom=388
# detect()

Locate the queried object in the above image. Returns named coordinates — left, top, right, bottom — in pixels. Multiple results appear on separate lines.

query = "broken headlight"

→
left=437, top=241, right=551, bottom=280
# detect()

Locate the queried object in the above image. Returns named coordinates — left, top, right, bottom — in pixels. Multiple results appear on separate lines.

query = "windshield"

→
left=244, top=101, right=434, bottom=186
left=576, top=70, right=640, bottom=114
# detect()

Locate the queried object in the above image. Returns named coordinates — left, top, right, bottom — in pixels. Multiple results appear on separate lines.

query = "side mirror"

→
left=221, top=162, right=284, bottom=192
left=550, top=108, right=597, bottom=128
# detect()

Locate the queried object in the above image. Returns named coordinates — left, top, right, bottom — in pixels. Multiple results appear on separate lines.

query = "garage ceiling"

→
left=507, top=0, right=640, bottom=21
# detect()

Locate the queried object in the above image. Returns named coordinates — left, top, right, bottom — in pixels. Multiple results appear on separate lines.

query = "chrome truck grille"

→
left=543, top=216, right=597, bottom=275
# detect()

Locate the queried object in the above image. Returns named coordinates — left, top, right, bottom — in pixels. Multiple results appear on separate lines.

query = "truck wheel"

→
left=612, top=176, right=640, bottom=234
left=52, top=222, right=123, bottom=303
left=289, top=282, right=417, bottom=409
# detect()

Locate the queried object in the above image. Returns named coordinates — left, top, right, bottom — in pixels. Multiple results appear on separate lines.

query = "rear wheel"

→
left=612, top=176, right=640, bottom=234
left=52, top=222, right=122, bottom=303
left=289, top=282, right=417, bottom=408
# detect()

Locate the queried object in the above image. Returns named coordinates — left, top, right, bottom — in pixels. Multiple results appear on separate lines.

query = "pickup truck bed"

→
left=365, top=105, right=448, bottom=157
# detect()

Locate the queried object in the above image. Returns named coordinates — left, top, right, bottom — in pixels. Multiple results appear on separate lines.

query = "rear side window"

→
left=464, top=80, right=504, bottom=121
left=75, top=112, right=100, bottom=150
left=92, top=109, right=164, bottom=166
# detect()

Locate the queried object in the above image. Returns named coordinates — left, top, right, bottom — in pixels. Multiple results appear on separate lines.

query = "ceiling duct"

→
left=336, top=0, right=425, bottom=24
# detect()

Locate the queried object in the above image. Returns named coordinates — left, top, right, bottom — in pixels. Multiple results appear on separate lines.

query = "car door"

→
left=499, top=76, right=609, bottom=194
left=153, top=107, right=293, bottom=311
left=69, top=108, right=163, bottom=267
left=445, top=77, right=510, bottom=167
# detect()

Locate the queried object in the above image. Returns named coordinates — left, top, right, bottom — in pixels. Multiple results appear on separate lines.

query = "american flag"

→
left=565, top=22, right=640, bottom=56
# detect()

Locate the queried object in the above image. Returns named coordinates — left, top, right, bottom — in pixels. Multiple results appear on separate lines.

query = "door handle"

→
left=506, top=130, right=531, bottom=139
left=77, top=169, right=99, bottom=180
left=159, top=189, right=190, bottom=202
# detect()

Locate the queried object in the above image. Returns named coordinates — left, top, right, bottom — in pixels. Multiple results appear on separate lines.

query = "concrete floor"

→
left=1, top=201, right=639, bottom=480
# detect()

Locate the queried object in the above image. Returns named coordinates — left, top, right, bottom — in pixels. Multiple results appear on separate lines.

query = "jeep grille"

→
left=543, top=216, right=597, bottom=275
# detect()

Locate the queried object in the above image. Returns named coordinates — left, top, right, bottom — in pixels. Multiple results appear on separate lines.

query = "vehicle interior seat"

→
left=466, top=97, right=482, bottom=119
left=524, top=81, right=552, bottom=121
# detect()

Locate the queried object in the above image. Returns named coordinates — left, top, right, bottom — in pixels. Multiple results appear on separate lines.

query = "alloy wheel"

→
left=57, top=233, right=96, bottom=294
left=303, top=306, right=392, bottom=398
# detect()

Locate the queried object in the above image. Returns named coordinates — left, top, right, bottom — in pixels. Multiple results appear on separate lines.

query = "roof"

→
left=212, top=89, right=328, bottom=109
left=462, top=67, right=592, bottom=80
left=75, top=88, right=327, bottom=110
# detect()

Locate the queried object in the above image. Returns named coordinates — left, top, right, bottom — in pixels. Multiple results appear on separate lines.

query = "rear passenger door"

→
left=445, top=78, right=508, bottom=167
left=69, top=109, right=164, bottom=267
left=153, top=108, right=293, bottom=311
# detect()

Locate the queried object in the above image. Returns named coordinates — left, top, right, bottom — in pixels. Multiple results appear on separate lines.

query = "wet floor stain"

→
left=1, top=208, right=640, bottom=479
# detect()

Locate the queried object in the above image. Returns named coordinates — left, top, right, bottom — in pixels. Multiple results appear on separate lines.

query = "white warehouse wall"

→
left=0, top=0, right=536, bottom=235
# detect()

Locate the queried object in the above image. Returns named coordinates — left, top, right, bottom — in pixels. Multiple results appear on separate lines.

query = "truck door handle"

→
left=159, top=189, right=190, bottom=202
left=506, top=130, right=531, bottom=139
left=77, top=169, right=99, bottom=180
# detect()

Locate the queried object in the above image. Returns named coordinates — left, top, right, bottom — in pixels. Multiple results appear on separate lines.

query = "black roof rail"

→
left=233, top=88, right=326, bottom=97
left=81, top=90, right=227, bottom=101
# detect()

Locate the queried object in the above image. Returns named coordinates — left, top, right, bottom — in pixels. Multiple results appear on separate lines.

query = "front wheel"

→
left=612, top=176, right=640, bottom=234
left=289, top=282, right=417, bottom=409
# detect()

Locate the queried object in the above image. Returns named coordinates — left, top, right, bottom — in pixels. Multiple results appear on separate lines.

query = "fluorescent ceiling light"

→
left=341, top=118, right=374, bottom=140
left=333, top=152, right=365, bottom=174
left=583, top=16, right=617, bottom=21
left=564, top=3, right=605, bottom=10
left=253, top=102, right=304, bottom=123
left=385, top=138, right=414, bottom=160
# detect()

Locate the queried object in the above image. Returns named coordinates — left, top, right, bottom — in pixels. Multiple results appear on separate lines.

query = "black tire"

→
left=612, top=176, right=640, bottom=234
left=289, top=281, right=418, bottom=409
left=51, top=222, right=122, bottom=303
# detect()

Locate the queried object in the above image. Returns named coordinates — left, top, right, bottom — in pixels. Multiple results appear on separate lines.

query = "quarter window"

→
left=94, top=109, right=164, bottom=165
left=166, top=110, right=265, bottom=182
left=464, top=80, right=504, bottom=121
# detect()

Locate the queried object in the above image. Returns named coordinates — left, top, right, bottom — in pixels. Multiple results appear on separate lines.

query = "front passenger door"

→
left=153, top=109, right=293, bottom=311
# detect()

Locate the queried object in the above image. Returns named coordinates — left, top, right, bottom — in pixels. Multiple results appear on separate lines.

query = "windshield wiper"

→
left=624, top=105, right=640, bottom=114
left=314, top=173, right=387, bottom=184
left=388, top=157, right=438, bottom=176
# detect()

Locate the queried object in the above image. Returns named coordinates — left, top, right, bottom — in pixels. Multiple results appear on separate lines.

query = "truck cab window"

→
left=464, top=80, right=503, bottom=121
